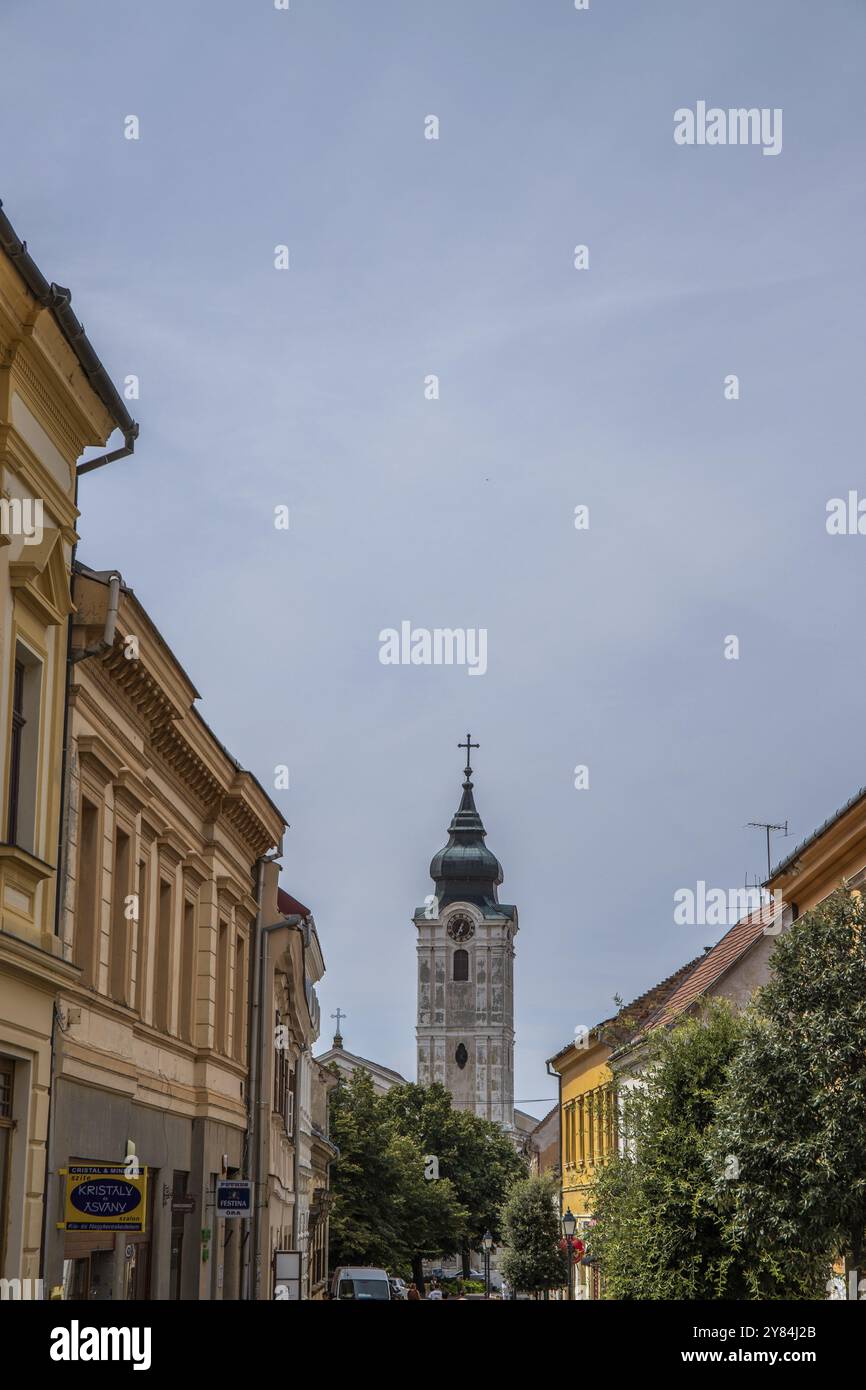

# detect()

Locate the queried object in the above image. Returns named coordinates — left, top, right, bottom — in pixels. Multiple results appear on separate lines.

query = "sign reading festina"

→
left=216, top=1180, right=252, bottom=1218
left=60, top=1165, right=148, bottom=1232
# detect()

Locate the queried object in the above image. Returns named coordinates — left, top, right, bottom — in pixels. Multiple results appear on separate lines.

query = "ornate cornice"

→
left=153, top=720, right=223, bottom=809
left=216, top=788, right=280, bottom=861
left=84, top=642, right=281, bottom=861
left=101, top=642, right=183, bottom=729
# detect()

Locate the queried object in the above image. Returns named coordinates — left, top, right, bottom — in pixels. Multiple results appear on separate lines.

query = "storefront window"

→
left=63, top=1249, right=115, bottom=1300
left=169, top=1171, right=188, bottom=1300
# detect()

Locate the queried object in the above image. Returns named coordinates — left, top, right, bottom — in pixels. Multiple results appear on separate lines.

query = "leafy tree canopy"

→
left=711, top=887, right=866, bottom=1288
left=328, top=1072, right=523, bottom=1276
left=500, top=1171, right=568, bottom=1295
left=380, top=1081, right=526, bottom=1246
left=593, top=998, right=826, bottom=1298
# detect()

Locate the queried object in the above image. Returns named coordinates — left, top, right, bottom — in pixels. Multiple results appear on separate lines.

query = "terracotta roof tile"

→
left=641, top=903, right=776, bottom=1035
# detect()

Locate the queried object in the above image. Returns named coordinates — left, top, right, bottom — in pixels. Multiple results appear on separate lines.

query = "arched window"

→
left=453, top=948, right=469, bottom=982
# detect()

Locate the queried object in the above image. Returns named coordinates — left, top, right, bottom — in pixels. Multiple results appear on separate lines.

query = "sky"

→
left=3, top=0, right=865, bottom=1118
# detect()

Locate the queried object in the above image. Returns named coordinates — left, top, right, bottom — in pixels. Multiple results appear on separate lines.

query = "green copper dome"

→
left=429, top=762, right=503, bottom=909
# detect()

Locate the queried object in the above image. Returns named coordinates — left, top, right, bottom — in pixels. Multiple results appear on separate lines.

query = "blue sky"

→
left=3, top=0, right=865, bottom=1115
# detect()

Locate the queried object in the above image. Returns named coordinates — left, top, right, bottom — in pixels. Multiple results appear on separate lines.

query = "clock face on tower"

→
left=447, top=914, right=475, bottom=943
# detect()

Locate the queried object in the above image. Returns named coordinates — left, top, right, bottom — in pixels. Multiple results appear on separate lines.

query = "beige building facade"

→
left=42, top=565, right=285, bottom=1299
left=0, top=206, right=136, bottom=1285
left=248, top=877, right=338, bottom=1300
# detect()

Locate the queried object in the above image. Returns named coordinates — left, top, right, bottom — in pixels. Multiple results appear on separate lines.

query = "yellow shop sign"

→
left=60, top=1164, right=148, bottom=1232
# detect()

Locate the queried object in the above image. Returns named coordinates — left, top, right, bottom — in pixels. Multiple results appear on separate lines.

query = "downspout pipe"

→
left=251, top=912, right=302, bottom=1301
left=38, top=1003, right=62, bottom=1292
left=75, top=431, right=138, bottom=476
left=69, top=571, right=121, bottom=664
left=243, top=856, right=267, bottom=1301
left=546, top=1058, right=568, bottom=1301
left=291, top=1051, right=304, bottom=1256
left=245, top=854, right=281, bottom=1300
left=546, top=1059, right=564, bottom=1220
left=0, top=201, right=139, bottom=469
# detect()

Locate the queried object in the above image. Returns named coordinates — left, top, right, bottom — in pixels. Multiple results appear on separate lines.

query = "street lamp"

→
left=482, top=1230, right=493, bottom=1300
left=561, top=1209, right=577, bottom=1302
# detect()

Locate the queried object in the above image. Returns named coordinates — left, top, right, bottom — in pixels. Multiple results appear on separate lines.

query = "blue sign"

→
left=216, top=1180, right=252, bottom=1218
left=70, top=1179, right=141, bottom=1217
left=62, top=1164, right=148, bottom=1231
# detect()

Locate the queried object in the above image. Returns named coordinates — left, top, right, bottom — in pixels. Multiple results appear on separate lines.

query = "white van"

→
left=331, top=1266, right=392, bottom=1301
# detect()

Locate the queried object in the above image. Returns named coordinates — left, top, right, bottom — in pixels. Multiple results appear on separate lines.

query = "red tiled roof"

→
left=641, top=904, right=774, bottom=1035
left=277, top=887, right=311, bottom=919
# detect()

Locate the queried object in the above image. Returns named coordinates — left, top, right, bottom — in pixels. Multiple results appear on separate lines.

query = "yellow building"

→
left=547, top=963, right=699, bottom=1299
left=604, top=785, right=866, bottom=1299
left=0, top=204, right=136, bottom=1284
left=768, top=785, right=866, bottom=915
left=547, top=1032, right=614, bottom=1301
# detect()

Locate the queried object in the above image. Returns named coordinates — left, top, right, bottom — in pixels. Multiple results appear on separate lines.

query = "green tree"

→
left=386, top=1131, right=468, bottom=1289
left=711, top=887, right=866, bottom=1294
left=499, top=1171, right=567, bottom=1296
left=328, top=1068, right=405, bottom=1268
left=592, top=1000, right=750, bottom=1299
left=380, top=1082, right=526, bottom=1276
left=328, top=1070, right=466, bottom=1282
left=593, top=996, right=829, bottom=1299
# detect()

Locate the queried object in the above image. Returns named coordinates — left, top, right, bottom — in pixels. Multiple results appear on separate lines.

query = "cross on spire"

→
left=331, top=1007, right=346, bottom=1046
left=458, top=732, right=479, bottom=779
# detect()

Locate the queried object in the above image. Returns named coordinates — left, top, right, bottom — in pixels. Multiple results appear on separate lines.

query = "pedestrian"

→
left=427, top=1280, right=443, bottom=1300
left=407, top=1282, right=421, bottom=1301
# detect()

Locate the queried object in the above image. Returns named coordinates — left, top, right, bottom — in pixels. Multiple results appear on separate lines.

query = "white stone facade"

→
left=414, top=899, right=517, bottom=1128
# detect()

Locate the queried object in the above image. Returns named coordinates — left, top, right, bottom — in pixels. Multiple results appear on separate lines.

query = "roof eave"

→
left=0, top=199, right=138, bottom=447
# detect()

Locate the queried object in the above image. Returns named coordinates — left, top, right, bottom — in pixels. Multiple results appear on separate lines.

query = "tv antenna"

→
left=747, top=820, right=789, bottom=880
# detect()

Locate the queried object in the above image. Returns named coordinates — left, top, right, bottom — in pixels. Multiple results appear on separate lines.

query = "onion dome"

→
left=429, top=737, right=503, bottom=909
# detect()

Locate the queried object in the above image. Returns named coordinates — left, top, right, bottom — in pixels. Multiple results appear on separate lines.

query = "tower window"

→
left=455, top=1043, right=468, bottom=1070
left=453, top=948, right=469, bottom=981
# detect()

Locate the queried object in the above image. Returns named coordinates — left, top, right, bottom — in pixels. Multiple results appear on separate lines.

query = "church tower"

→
left=414, top=736, right=517, bottom=1130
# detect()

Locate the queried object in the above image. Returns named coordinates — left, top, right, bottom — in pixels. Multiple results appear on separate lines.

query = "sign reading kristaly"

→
left=59, top=1165, right=148, bottom=1231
